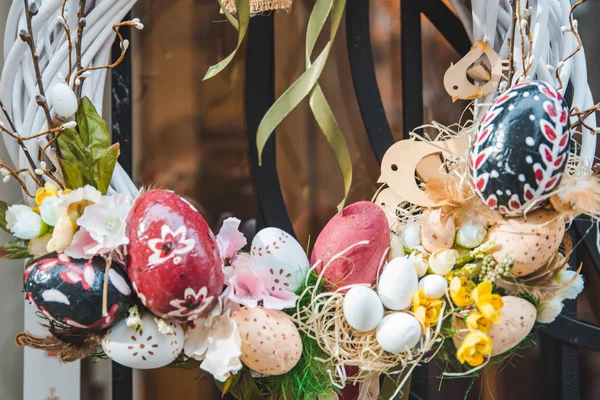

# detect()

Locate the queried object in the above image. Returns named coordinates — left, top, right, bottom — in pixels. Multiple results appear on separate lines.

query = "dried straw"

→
left=221, top=0, right=292, bottom=15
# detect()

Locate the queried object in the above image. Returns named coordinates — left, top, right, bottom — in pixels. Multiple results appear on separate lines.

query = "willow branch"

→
left=21, top=0, right=53, bottom=128
left=60, top=0, right=74, bottom=83
left=0, top=161, right=35, bottom=198
left=507, top=0, right=519, bottom=86
left=72, top=21, right=134, bottom=83
left=73, top=0, right=87, bottom=97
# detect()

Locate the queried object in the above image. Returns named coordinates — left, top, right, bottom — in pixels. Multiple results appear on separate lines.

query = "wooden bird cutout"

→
left=443, top=40, right=508, bottom=102
left=378, top=135, right=469, bottom=207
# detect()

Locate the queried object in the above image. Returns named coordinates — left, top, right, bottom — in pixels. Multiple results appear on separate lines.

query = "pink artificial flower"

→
left=64, top=194, right=131, bottom=259
left=226, top=253, right=298, bottom=310
left=216, top=217, right=247, bottom=260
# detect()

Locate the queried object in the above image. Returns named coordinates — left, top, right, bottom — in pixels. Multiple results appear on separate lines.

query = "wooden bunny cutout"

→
left=443, top=40, right=508, bottom=102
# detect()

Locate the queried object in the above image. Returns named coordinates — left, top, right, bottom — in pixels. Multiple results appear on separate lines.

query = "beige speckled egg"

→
left=488, top=296, right=536, bottom=356
left=421, top=209, right=456, bottom=252
left=451, top=296, right=536, bottom=357
left=487, top=209, right=564, bottom=277
left=231, top=306, right=302, bottom=375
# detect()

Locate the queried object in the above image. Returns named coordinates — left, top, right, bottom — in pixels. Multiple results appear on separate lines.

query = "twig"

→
left=0, top=100, right=42, bottom=186
left=73, top=0, right=87, bottom=97
left=0, top=161, right=36, bottom=198
left=72, top=21, right=134, bottom=84
left=60, top=0, right=74, bottom=83
left=507, top=0, right=519, bottom=86
left=555, top=0, right=586, bottom=90
left=21, top=0, right=53, bottom=128
left=0, top=125, right=63, bottom=142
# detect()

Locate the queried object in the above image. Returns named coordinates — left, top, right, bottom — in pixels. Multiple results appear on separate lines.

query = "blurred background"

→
left=1, top=0, right=599, bottom=399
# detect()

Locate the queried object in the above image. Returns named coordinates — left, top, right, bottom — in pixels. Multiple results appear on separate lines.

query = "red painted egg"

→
left=127, top=190, right=224, bottom=321
left=311, top=201, right=390, bottom=288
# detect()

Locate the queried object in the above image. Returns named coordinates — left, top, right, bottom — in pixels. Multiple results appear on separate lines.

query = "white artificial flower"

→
left=401, top=221, right=421, bottom=250
left=537, top=297, right=564, bottom=323
left=126, top=306, right=144, bottom=330
left=409, top=252, right=428, bottom=277
left=557, top=269, right=584, bottom=300
left=389, top=234, right=405, bottom=259
left=455, top=221, right=487, bottom=249
left=183, top=293, right=242, bottom=382
left=39, top=196, right=61, bottom=226
left=55, top=185, right=102, bottom=216
left=154, top=317, right=174, bottom=335
left=28, top=233, right=52, bottom=258
left=6, top=204, right=48, bottom=239
left=428, top=249, right=459, bottom=275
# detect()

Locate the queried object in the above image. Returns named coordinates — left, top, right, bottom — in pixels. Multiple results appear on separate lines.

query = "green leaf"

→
left=0, top=201, right=10, bottom=233
left=58, top=127, right=91, bottom=189
left=57, top=97, right=116, bottom=193
left=0, top=239, right=32, bottom=260
left=94, top=143, right=120, bottom=195
left=203, top=0, right=249, bottom=80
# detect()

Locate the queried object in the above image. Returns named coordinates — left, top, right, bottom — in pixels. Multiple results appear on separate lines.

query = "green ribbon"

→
left=256, top=0, right=352, bottom=211
left=204, top=0, right=249, bottom=81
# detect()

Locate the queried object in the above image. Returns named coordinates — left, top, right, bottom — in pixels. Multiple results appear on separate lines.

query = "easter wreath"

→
left=0, top=1, right=599, bottom=400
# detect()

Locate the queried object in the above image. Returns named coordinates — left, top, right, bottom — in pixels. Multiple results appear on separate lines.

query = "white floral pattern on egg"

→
left=102, top=313, right=184, bottom=369
left=250, top=227, right=309, bottom=292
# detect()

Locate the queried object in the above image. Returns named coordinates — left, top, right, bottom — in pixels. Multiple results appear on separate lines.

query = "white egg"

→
left=377, top=257, right=419, bottom=310
left=102, top=313, right=184, bottom=369
left=251, top=227, right=309, bottom=292
left=376, top=312, right=422, bottom=354
left=48, top=82, right=78, bottom=118
left=418, top=275, right=448, bottom=299
left=343, top=286, right=384, bottom=332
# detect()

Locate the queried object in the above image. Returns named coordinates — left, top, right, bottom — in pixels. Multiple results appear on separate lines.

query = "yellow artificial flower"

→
left=449, top=276, right=475, bottom=307
left=472, top=281, right=504, bottom=323
left=456, top=331, right=493, bottom=367
left=413, top=289, right=444, bottom=328
left=35, top=182, right=59, bottom=206
left=465, top=311, right=492, bottom=333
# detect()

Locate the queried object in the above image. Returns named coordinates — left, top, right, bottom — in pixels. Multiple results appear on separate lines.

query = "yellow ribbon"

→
left=203, top=0, right=249, bottom=80
left=256, top=0, right=352, bottom=211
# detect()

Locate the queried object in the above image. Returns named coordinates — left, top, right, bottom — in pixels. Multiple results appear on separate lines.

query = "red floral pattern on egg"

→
left=127, top=190, right=224, bottom=321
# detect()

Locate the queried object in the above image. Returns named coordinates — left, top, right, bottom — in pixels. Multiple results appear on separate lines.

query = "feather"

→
left=550, top=175, right=600, bottom=218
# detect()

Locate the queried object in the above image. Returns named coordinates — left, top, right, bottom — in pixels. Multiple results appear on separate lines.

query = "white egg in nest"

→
left=376, top=312, right=422, bottom=354
left=418, top=275, right=448, bottom=299
left=343, top=286, right=384, bottom=332
left=377, top=257, right=419, bottom=310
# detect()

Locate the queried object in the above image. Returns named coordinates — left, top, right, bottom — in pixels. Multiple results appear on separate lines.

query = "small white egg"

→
left=418, top=275, right=448, bottom=299
left=377, top=257, right=419, bottom=310
left=376, top=312, right=422, bottom=354
left=49, top=82, right=78, bottom=118
left=343, top=286, right=384, bottom=332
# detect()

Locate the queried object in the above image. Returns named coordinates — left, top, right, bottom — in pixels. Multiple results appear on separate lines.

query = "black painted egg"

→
left=469, top=81, right=571, bottom=216
left=24, top=254, right=136, bottom=330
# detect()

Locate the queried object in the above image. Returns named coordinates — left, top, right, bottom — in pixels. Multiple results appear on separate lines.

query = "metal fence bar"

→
left=345, top=0, right=395, bottom=161
left=245, top=16, right=295, bottom=236
left=111, top=21, right=133, bottom=400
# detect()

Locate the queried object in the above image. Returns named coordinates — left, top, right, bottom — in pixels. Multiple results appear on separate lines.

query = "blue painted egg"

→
left=469, top=81, right=571, bottom=216
left=24, top=254, right=136, bottom=330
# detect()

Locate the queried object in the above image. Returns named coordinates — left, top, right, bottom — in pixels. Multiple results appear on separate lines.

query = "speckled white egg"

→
left=421, top=209, right=456, bottom=253
left=376, top=312, right=422, bottom=354
left=488, top=296, right=536, bottom=356
left=49, top=82, right=78, bottom=118
left=343, top=286, right=384, bottom=332
left=377, top=257, right=419, bottom=310
left=487, top=209, right=564, bottom=277
left=232, top=306, right=302, bottom=375
left=418, top=275, right=448, bottom=299
left=251, top=227, right=309, bottom=292
left=102, top=313, right=184, bottom=369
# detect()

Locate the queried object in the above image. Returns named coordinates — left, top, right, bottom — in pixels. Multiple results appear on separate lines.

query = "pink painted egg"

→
left=127, top=190, right=224, bottom=321
left=311, top=201, right=390, bottom=288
